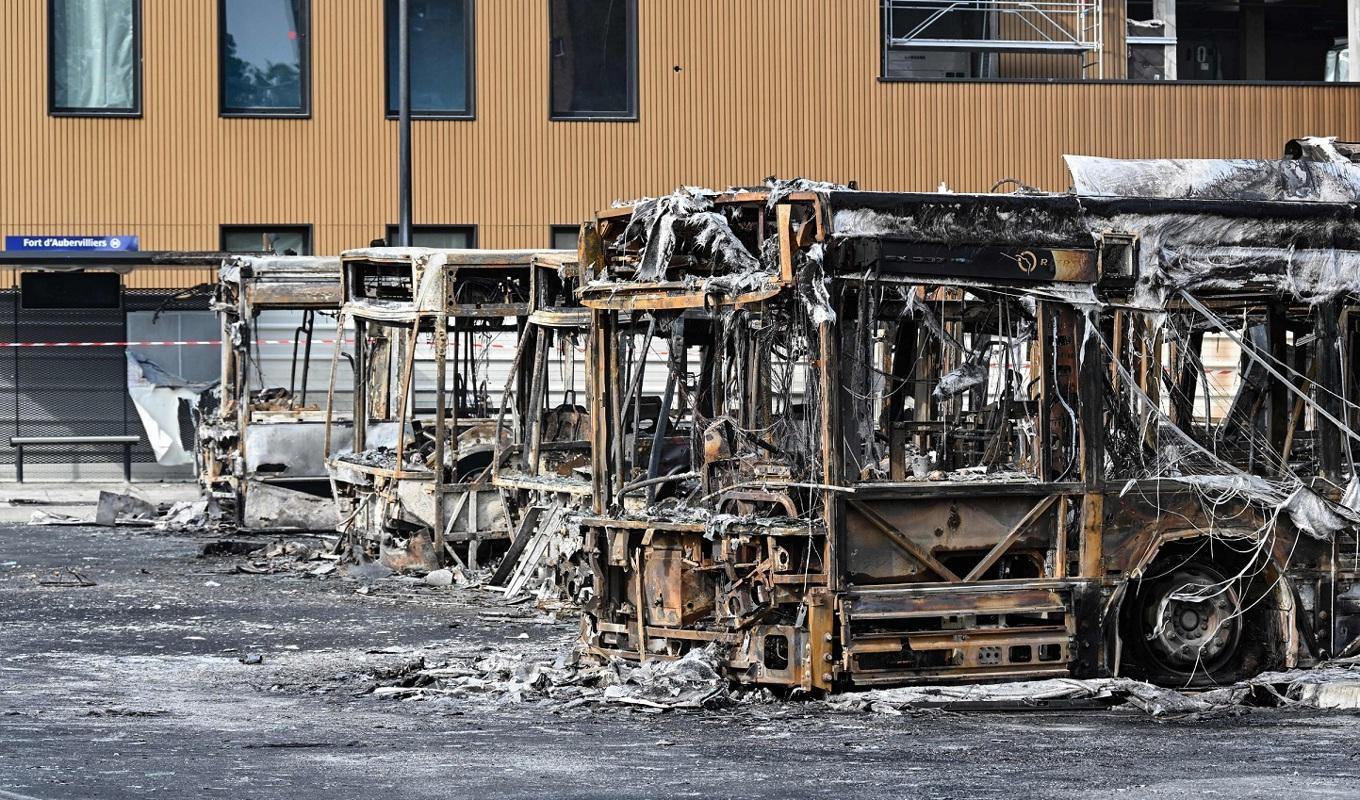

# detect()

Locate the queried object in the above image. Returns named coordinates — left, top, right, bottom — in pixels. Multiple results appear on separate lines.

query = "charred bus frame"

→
left=576, top=169, right=1360, bottom=691
left=197, top=255, right=343, bottom=530
left=323, top=248, right=570, bottom=570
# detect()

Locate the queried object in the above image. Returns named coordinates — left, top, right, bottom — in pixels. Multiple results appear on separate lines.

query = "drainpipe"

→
left=397, top=0, right=413, bottom=246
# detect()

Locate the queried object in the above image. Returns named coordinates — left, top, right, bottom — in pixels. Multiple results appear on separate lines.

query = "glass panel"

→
left=550, top=0, right=634, bottom=118
left=551, top=226, right=579, bottom=251
left=51, top=0, right=136, bottom=111
left=412, top=229, right=470, bottom=249
left=222, top=228, right=310, bottom=255
left=126, top=311, right=220, bottom=385
left=386, top=226, right=473, bottom=248
left=222, top=0, right=305, bottom=111
left=385, top=0, right=472, bottom=115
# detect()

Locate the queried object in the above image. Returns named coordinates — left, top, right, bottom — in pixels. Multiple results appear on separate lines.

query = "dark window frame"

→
left=383, top=0, right=477, bottom=121
left=219, top=224, right=314, bottom=255
left=383, top=224, right=478, bottom=248
left=549, top=224, right=580, bottom=250
left=548, top=0, right=639, bottom=122
left=217, top=0, right=312, bottom=118
left=47, top=0, right=144, bottom=117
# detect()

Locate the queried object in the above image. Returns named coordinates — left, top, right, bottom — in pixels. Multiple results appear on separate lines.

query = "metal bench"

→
left=10, top=436, right=141, bottom=482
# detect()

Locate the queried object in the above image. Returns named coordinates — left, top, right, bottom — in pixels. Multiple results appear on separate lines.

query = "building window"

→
left=49, top=0, right=141, bottom=115
left=1127, top=1, right=1350, bottom=83
left=384, top=225, right=476, bottom=249
left=550, top=225, right=579, bottom=251
left=549, top=0, right=637, bottom=120
left=219, top=0, right=310, bottom=116
left=880, top=0, right=1103, bottom=81
left=385, top=0, right=475, bottom=118
left=221, top=226, right=312, bottom=255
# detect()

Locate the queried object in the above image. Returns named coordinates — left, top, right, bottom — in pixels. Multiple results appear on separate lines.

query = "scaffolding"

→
left=882, top=0, right=1106, bottom=79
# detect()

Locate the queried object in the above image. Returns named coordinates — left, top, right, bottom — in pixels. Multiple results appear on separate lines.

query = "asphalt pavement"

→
left=2, top=518, right=1360, bottom=799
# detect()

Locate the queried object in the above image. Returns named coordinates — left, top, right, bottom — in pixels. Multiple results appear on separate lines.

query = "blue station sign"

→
left=5, top=235, right=140, bottom=252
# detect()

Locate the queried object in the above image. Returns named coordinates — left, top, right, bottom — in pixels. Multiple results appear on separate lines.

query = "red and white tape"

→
left=0, top=338, right=515, bottom=349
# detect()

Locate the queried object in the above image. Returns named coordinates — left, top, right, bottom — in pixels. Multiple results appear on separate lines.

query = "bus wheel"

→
left=1120, top=556, right=1255, bottom=685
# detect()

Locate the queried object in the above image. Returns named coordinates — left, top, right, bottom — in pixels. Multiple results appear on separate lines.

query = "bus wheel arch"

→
left=1110, top=531, right=1294, bottom=686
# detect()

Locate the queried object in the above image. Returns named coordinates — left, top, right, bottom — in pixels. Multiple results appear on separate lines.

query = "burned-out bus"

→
left=575, top=158, right=1360, bottom=691
left=197, top=255, right=344, bottom=530
left=323, top=248, right=573, bottom=571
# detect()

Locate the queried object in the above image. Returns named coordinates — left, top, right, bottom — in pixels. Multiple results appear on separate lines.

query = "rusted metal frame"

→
left=805, top=587, right=835, bottom=691
left=912, top=292, right=936, bottom=454
left=432, top=314, right=449, bottom=558
left=232, top=312, right=250, bottom=476
left=1049, top=305, right=1080, bottom=482
left=322, top=314, right=347, bottom=461
left=391, top=319, right=422, bottom=476
left=642, top=626, right=741, bottom=644
left=1075, top=312, right=1105, bottom=579
left=368, top=328, right=392, bottom=422
left=847, top=499, right=962, bottom=583
left=1267, top=301, right=1290, bottom=463
left=776, top=203, right=795, bottom=284
left=620, top=316, right=655, bottom=473
left=524, top=324, right=549, bottom=472
left=1034, top=301, right=1054, bottom=479
left=1315, top=300, right=1344, bottom=484
left=846, top=583, right=1069, bottom=619
left=589, top=310, right=617, bottom=513
left=353, top=318, right=370, bottom=452
left=936, top=290, right=963, bottom=468
left=884, top=314, right=916, bottom=428
left=849, top=625, right=1070, bottom=654
left=849, top=286, right=875, bottom=474
left=1136, top=316, right=1162, bottom=451
left=221, top=310, right=239, bottom=420
left=491, top=324, right=535, bottom=487
left=646, top=319, right=682, bottom=503
left=287, top=309, right=310, bottom=405
left=849, top=663, right=1072, bottom=686
left=579, top=283, right=781, bottom=311
left=817, top=320, right=844, bottom=593
left=757, top=317, right=774, bottom=438
left=1108, top=310, right=1124, bottom=389
left=961, top=493, right=1060, bottom=582
left=1053, top=493, right=1069, bottom=579
left=630, top=548, right=647, bottom=659
left=1280, top=358, right=1319, bottom=477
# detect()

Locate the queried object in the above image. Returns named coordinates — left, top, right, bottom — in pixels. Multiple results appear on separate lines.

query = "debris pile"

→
left=832, top=657, right=1360, bottom=718
left=205, top=537, right=344, bottom=578
left=370, top=644, right=739, bottom=711
left=367, top=645, right=1360, bottom=717
left=28, top=490, right=215, bottom=531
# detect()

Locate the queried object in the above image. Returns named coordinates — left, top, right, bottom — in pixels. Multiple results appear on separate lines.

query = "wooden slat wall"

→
left=3, top=1, right=1359, bottom=290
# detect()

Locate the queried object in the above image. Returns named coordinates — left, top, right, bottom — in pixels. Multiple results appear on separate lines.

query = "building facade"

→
left=0, top=0, right=1357, bottom=480
left=3, top=1, right=1359, bottom=269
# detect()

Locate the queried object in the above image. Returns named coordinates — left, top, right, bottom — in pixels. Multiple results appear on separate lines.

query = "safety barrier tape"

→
left=0, top=339, right=1245, bottom=373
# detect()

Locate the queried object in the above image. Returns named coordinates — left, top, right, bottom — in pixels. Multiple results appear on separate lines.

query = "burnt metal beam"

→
left=847, top=499, right=961, bottom=583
